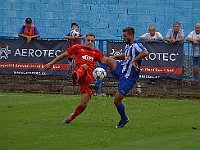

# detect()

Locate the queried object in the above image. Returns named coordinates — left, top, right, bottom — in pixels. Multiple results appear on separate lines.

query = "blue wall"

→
left=0, top=0, right=199, bottom=40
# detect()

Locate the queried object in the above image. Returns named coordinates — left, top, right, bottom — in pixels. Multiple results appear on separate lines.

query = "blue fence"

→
left=95, top=39, right=200, bottom=81
left=0, top=36, right=199, bottom=81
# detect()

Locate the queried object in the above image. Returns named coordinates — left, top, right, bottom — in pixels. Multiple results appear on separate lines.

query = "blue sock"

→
left=116, top=103, right=128, bottom=121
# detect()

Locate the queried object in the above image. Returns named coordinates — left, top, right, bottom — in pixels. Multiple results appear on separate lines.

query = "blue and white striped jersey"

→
left=122, top=41, right=147, bottom=80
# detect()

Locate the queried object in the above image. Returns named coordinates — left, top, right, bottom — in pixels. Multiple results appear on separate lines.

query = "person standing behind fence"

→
left=165, top=21, right=184, bottom=43
left=139, top=25, right=163, bottom=42
left=62, top=23, right=86, bottom=77
left=18, top=18, right=40, bottom=43
left=139, top=25, right=163, bottom=85
left=186, top=23, right=200, bottom=85
left=62, top=22, right=85, bottom=47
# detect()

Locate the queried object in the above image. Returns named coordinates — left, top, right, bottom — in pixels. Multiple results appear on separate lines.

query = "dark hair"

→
left=25, top=18, right=32, bottom=23
left=71, top=22, right=79, bottom=28
left=123, top=27, right=135, bottom=35
left=86, top=33, right=95, bottom=38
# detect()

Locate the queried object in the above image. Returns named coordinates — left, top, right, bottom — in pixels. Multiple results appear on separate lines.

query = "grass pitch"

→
left=0, top=92, right=200, bottom=150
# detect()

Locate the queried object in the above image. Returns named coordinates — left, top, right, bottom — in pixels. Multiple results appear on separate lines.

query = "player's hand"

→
left=43, top=63, right=53, bottom=70
left=132, top=60, right=139, bottom=71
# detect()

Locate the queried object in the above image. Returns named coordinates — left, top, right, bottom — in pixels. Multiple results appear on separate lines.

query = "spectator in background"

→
left=62, top=22, right=85, bottom=47
left=139, top=25, right=163, bottom=42
left=62, top=22, right=86, bottom=78
left=18, top=17, right=40, bottom=43
left=139, top=25, right=163, bottom=85
left=186, top=23, right=200, bottom=85
left=165, top=21, right=184, bottom=43
left=18, top=17, right=40, bottom=81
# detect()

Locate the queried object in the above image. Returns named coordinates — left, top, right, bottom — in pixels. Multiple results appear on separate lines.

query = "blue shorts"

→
left=193, top=57, right=199, bottom=66
left=111, top=61, right=136, bottom=96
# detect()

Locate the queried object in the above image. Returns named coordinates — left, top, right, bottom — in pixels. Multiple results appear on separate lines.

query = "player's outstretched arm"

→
left=44, top=51, right=69, bottom=70
left=110, top=53, right=125, bottom=60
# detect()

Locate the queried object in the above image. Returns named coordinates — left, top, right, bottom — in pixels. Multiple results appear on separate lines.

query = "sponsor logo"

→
left=125, top=56, right=132, bottom=60
left=110, top=48, right=123, bottom=56
left=0, top=43, right=63, bottom=59
left=145, top=52, right=179, bottom=61
left=14, top=49, right=63, bottom=58
left=0, top=44, right=11, bottom=59
left=82, top=55, right=94, bottom=61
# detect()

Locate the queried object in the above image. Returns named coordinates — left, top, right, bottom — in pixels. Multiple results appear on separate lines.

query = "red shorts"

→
left=78, top=72, right=94, bottom=97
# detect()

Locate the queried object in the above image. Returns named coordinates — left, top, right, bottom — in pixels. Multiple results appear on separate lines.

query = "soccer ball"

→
left=93, top=67, right=107, bottom=80
left=71, top=30, right=79, bottom=37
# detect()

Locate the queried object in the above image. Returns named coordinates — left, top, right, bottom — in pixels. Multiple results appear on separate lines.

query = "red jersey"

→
left=67, top=44, right=104, bottom=84
left=68, top=39, right=82, bottom=59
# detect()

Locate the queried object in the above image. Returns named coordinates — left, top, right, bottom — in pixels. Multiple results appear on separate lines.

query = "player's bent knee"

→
left=81, top=64, right=88, bottom=70
left=81, top=104, right=87, bottom=109
left=114, top=101, right=120, bottom=106
left=106, top=58, right=116, bottom=71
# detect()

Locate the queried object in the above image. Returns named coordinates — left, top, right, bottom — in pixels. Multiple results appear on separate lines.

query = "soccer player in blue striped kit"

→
left=91, top=27, right=149, bottom=128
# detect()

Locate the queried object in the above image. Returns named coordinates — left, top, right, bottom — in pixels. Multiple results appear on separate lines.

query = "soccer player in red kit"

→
left=44, top=33, right=104, bottom=124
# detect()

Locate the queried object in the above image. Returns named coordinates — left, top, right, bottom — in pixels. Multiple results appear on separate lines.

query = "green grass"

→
left=0, top=92, right=200, bottom=150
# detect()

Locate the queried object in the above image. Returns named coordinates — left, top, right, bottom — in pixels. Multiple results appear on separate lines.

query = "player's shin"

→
left=70, top=105, right=86, bottom=120
left=116, top=103, right=128, bottom=121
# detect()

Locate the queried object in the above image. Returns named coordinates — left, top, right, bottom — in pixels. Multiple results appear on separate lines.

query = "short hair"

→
left=71, top=22, right=79, bottom=28
left=173, top=21, right=181, bottom=26
left=195, top=23, right=200, bottom=27
left=122, top=27, right=135, bottom=35
left=86, top=33, right=95, bottom=38
left=149, top=25, right=156, bottom=30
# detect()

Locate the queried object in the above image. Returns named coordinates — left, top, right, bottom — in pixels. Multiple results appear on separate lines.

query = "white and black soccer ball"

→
left=71, top=30, right=79, bottom=37
left=93, top=67, right=107, bottom=80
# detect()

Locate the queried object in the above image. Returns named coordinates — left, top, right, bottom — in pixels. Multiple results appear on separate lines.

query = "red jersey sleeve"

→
left=93, top=48, right=104, bottom=62
left=66, top=44, right=79, bottom=56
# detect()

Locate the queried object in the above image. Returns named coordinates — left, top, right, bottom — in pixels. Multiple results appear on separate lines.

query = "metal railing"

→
left=0, top=36, right=199, bottom=81
left=95, top=39, right=200, bottom=81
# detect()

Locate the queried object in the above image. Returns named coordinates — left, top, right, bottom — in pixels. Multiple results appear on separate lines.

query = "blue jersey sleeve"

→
left=79, top=33, right=84, bottom=37
left=65, top=32, right=71, bottom=36
left=34, top=26, right=40, bottom=34
left=19, top=25, right=25, bottom=34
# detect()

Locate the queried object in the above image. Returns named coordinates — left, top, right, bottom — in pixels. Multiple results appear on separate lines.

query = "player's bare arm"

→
left=44, top=51, right=69, bottom=70
left=132, top=50, right=149, bottom=70
left=110, top=53, right=125, bottom=60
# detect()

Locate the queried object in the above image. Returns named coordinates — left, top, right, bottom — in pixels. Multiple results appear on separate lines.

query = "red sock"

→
left=76, top=66, right=85, bottom=78
left=70, top=105, right=86, bottom=120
